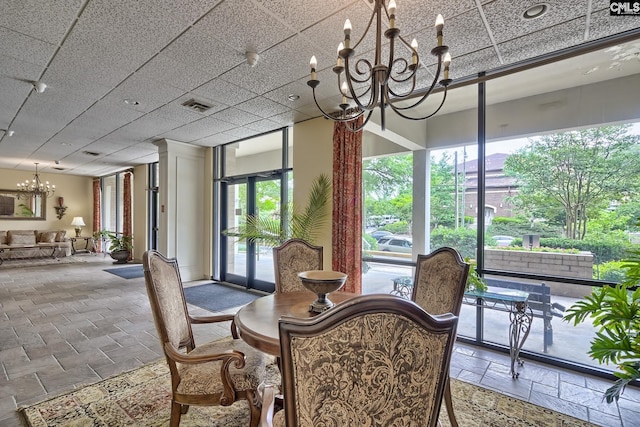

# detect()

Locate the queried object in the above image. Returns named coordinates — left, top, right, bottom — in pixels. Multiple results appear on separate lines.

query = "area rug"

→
left=0, top=256, right=86, bottom=269
left=103, top=264, right=144, bottom=279
left=19, top=359, right=595, bottom=427
left=183, top=282, right=262, bottom=312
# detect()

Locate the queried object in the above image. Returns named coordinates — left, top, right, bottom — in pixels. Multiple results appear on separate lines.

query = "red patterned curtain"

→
left=92, top=178, right=101, bottom=252
left=332, top=118, right=363, bottom=294
left=123, top=172, right=132, bottom=260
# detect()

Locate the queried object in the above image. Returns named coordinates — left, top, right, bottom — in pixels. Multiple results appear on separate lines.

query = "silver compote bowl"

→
left=298, top=270, right=348, bottom=313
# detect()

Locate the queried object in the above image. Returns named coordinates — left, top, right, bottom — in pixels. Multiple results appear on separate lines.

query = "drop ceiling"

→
left=0, top=0, right=639, bottom=177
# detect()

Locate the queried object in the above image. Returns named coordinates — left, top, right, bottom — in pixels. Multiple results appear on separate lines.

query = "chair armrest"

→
left=163, top=342, right=246, bottom=367
left=189, top=314, right=235, bottom=324
left=259, top=385, right=276, bottom=427
left=189, top=314, right=239, bottom=338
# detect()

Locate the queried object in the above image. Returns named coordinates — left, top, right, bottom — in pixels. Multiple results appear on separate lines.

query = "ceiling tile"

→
left=159, top=115, right=236, bottom=142
left=102, top=74, right=186, bottom=114
left=192, top=79, right=257, bottom=107
left=162, top=25, right=246, bottom=77
left=269, top=109, right=313, bottom=126
left=235, top=96, right=290, bottom=118
left=135, top=53, right=217, bottom=92
left=246, top=118, right=283, bottom=133
left=400, top=0, right=476, bottom=36
left=483, top=0, right=588, bottom=44
left=0, top=0, right=82, bottom=45
left=210, top=107, right=262, bottom=126
left=497, top=17, right=585, bottom=64
left=195, top=133, right=237, bottom=146
left=589, top=9, right=640, bottom=41
left=203, top=0, right=295, bottom=53
left=0, top=28, right=56, bottom=67
left=254, top=0, right=357, bottom=33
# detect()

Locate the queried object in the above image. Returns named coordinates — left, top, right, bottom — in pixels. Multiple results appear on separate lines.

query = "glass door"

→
left=222, top=175, right=281, bottom=292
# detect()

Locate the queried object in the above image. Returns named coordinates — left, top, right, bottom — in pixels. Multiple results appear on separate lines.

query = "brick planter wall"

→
left=485, top=249, right=594, bottom=298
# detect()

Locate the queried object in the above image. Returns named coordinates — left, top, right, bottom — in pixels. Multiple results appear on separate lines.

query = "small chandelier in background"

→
left=16, top=162, right=56, bottom=199
left=307, top=0, right=452, bottom=132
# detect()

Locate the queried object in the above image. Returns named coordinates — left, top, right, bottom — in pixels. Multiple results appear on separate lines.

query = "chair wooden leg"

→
left=444, top=376, right=458, bottom=427
left=247, top=389, right=262, bottom=427
left=170, top=401, right=182, bottom=427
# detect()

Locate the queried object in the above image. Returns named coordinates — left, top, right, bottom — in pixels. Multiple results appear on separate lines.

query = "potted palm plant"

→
left=563, top=244, right=640, bottom=403
left=94, top=230, right=133, bottom=264
left=223, top=174, right=331, bottom=246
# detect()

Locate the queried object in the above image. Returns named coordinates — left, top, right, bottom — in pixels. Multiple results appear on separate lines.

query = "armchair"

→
left=260, top=294, right=458, bottom=426
left=143, top=250, right=269, bottom=427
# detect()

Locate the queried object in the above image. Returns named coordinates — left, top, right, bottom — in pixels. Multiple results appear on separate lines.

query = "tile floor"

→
left=0, top=255, right=638, bottom=426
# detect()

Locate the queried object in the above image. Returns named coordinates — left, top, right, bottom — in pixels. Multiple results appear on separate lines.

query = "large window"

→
left=362, top=37, right=640, bottom=378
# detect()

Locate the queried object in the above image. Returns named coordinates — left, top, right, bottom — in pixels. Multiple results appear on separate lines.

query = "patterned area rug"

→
left=19, top=359, right=595, bottom=427
left=0, top=256, right=86, bottom=269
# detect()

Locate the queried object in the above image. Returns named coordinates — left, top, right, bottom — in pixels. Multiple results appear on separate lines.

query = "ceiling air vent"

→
left=182, top=99, right=213, bottom=113
left=83, top=150, right=101, bottom=157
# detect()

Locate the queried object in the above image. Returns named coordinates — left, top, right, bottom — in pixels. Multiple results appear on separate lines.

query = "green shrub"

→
left=541, top=237, right=632, bottom=263
left=595, top=261, right=626, bottom=282
left=431, top=227, right=477, bottom=259
left=381, top=221, right=410, bottom=234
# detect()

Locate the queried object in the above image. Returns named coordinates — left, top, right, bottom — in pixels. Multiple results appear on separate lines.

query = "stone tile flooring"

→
left=0, top=255, right=638, bottom=426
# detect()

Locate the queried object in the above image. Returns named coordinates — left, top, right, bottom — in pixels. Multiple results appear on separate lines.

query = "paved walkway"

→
left=0, top=255, right=637, bottom=426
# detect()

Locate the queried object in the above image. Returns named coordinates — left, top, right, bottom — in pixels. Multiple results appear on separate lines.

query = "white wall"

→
left=157, top=139, right=207, bottom=281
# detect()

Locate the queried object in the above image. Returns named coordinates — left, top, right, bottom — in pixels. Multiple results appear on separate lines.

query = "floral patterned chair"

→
left=143, top=250, right=269, bottom=427
left=412, top=246, right=470, bottom=427
left=272, top=238, right=323, bottom=293
left=259, top=294, right=459, bottom=427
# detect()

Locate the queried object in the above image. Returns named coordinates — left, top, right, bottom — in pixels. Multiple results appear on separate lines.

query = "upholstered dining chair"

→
left=272, top=238, right=323, bottom=293
left=412, top=246, right=470, bottom=427
left=143, top=250, right=269, bottom=427
left=259, top=294, right=459, bottom=427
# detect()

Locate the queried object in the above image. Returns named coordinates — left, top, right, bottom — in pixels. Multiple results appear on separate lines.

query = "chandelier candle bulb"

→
left=337, top=42, right=344, bottom=66
left=444, top=52, right=452, bottom=80
left=436, top=14, right=444, bottom=46
left=343, top=19, right=351, bottom=48
left=309, top=56, right=317, bottom=80
left=411, top=39, right=418, bottom=64
left=341, top=81, right=348, bottom=104
left=388, top=0, right=396, bottom=28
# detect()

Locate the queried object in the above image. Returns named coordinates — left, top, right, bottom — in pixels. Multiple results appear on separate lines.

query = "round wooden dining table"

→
left=234, top=290, right=358, bottom=356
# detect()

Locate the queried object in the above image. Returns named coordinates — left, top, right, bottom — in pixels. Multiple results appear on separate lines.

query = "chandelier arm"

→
left=387, top=74, right=417, bottom=98
left=311, top=87, right=366, bottom=123
left=386, top=86, right=449, bottom=121
left=344, top=55, right=378, bottom=111
left=392, top=59, right=443, bottom=111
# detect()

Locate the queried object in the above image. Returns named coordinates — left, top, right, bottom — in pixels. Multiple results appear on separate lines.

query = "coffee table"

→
left=234, top=291, right=357, bottom=356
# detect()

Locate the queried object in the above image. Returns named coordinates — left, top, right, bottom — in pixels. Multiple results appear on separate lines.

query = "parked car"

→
left=369, top=230, right=393, bottom=241
left=492, top=235, right=515, bottom=247
left=377, top=236, right=413, bottom=253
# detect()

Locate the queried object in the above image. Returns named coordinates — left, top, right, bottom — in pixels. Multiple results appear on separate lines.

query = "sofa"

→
left=0, top=230, right=71, bottom=264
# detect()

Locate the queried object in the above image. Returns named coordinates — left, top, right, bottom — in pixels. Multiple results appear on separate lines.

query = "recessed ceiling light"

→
left=288, top=94, right=300, bottom=101
left=522, top=4, right=548, bottom=20
left=124, top=99, right=140, bottom=105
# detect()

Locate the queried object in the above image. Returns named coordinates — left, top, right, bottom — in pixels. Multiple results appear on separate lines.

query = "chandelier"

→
left=16, top=163, right=56, bottom=199
left=307, top=0, right=451, bottom=132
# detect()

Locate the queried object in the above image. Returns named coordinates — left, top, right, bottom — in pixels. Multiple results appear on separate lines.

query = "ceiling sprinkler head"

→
left=33, top=81, right=47, bottom=93
left=246, top=51, right=259, bottom=67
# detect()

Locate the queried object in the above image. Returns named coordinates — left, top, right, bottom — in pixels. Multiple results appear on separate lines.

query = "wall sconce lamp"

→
left=71, top=216, right=86, bottom=237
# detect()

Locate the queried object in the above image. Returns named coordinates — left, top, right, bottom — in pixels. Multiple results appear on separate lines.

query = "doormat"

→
left=183, top=283, right=263, bottom=312
left=103, top=265, right=144, bottom=279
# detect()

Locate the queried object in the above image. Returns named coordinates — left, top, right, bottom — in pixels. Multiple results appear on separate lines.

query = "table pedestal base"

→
left=509, top=301, right=533, bottom=378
